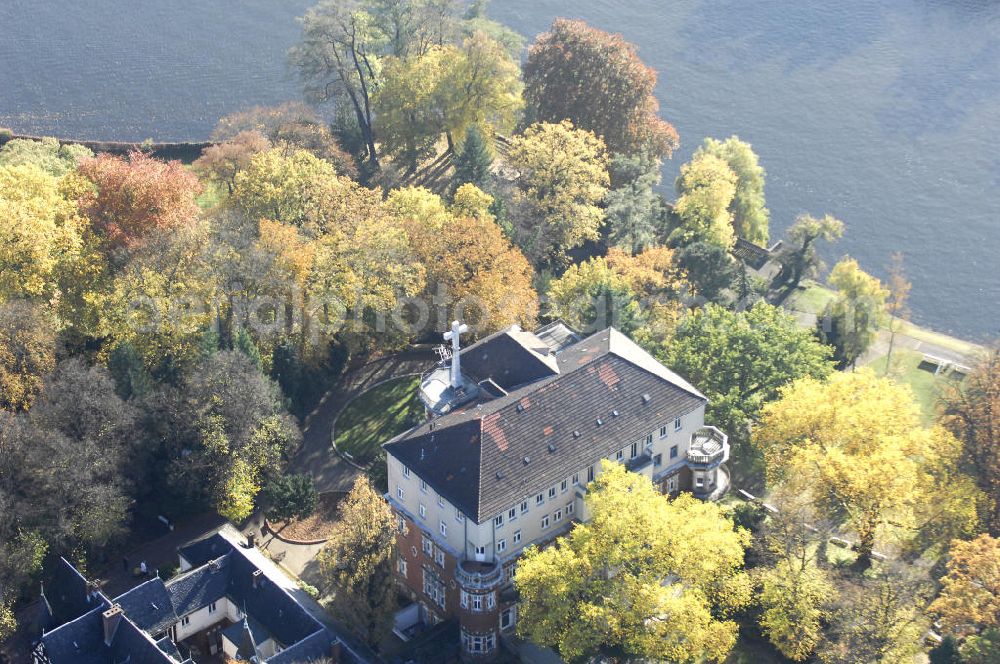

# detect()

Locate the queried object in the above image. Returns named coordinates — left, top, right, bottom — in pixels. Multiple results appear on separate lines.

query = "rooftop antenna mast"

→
left=442, top=320, right=468, bottom=389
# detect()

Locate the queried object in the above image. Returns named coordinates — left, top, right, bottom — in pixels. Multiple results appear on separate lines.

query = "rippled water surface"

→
left=2, top=0, right=998, bottom=339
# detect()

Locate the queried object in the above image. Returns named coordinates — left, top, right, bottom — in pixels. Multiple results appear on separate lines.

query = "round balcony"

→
left=687, top=426, right=729, bottom=467
left=455, top=559, right=503, bottom=591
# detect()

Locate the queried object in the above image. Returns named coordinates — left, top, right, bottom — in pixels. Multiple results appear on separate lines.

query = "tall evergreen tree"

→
left=452, top=125, right=492, bottom=190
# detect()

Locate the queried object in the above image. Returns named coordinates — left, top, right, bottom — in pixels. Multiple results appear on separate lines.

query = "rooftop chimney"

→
left=102, top=605, right=123, bottom=646
left=252, top=569, right=264, bottom=589
left=442, top=320, right=469, bottom=389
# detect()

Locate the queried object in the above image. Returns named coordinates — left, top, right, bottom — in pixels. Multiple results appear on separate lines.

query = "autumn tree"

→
left=211, top=102, right=356, bottom=178
left=0, top=137, right=93, bottom=176
left=941, top=347, right=1000, bottom=533
left=77, top=151, right=202, bottom=253
left=193, top=130, right=271, bottom=194
left=929, top=534, right=1000, bottom=639
left=523, top=18, right=678, bottom=158
left=822, top=257, right=888, bottom=368
left=387, top=186, right=536, bottom=333
left=661, top=302, right=833, bottom=464
left=777, top=213, right=844, bottom=291
left=437, top=31, right=522, bottom=147
left=755, top=370, right=982, bottom=566
left=818, top=564, right=931, bottom=664
left=695, top=136, right=769, bottom=245
left=516, top=462, right=751, bottom=662
left=0, top=301, right=57, bottom=412
left=290, top=0, right=385, bottom=167
left=756, top=488, right=835, bottom=661
left=230, top=148, right=341, bottom=230
left=670, top=153, right=738, bottom=250
left=0, top=163, right=86, bottom=301
left=318, top=474, right=397, bottom=648
left=505, top=120, right=610, bottom=264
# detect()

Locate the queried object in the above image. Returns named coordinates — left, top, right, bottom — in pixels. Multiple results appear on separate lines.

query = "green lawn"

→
left=783, top=280, right=836, bottom=315
left=862, top=348, right=957, bottom=422
left=334, top=375, right=424, bottom=466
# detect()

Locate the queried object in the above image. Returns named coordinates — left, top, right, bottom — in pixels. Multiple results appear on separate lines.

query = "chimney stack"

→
left=102, top=605, right=123, bottom=646
left=252, top=569, right=263, bottom=589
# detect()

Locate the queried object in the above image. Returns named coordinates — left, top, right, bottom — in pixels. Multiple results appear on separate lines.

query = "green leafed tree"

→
left=695, top=136, right=769, bottom=245
left=261, top=473, right=318, bottom=523
left=452, top=124, right=493, bottom=191
left=776, top=213, right=844, bottom=291
left=604, top=152, right=664, bottom=253
left=660, top=302, right=833, bottom=462
left=670, top=153, right=738, bottom=250
left=318, top=474, right=397, bottom=648
left=515, top=462, right=751, bottom=663
left=821, top=257, right=888, bottom=368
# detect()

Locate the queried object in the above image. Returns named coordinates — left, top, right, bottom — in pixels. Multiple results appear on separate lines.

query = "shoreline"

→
left=0, top=130, right=210, bottom=163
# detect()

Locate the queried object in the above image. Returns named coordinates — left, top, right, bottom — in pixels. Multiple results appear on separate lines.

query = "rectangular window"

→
left=508, top=507, right=517, bottom=521
left=397, top=515, right=406, bottom=533
left=208, top=601, right=217, bottom=614
left=587, top=465, right=595, bottom=482
left=422, top=569, right=446, bottom=609
left=520, top=500, right=529, bottom=514
left=434, top=547, right=445, bottom=567
left=653, top=453, right=662, bottom=467
left=566, top=502, right=574, bottom=515
left=670, top=445, right=678, bottom=459
left=403, top=466, right=410, bottom=478
left=460, top=590, right=469, bottom=609
left=572, top=473, right=579, bottom=485
left=455, top=507, right=464, bottom=523
left=494, top=514, right=504, bottom=528
left=420, top=479, right=427, bottom=492
left=475, top=544, right=486, bottom=556
left=422, top=534, right=433, bottom=555
left=472, top=594, right=483, bottom=611
left=646, top=433, right=653, bottom=445
left=554, top=509, right=563, bottom=522
left=181, top=615, right=190, bottom=627
left=513, top=529, right=521, bottom=544
left=541, top=515, right=550, bottom=529
left=500, top=607, right=517, bottom=631
left=396, top=486, right=404, bottom=500
left=536, top=493, right=544, bottom=505
left=419, top=503, right=427, bottom=519
left=439, top=521, right=447, bottom=537
left=616, top=449, right=624, bottom=461
left=695, top=475, right=705, bottom=487
left=560, top=479, right=568, bottom=493
left=548, top=486, right=557, bottom=499
left=497, top=539, right=506, bottom=553
left=397, top=556, right=408, bottom=576
left=630, top=442, right=638, bottom=458
left=660, top=425, right=668, bottom=438
left=437, top=496, right=444, bottom=508
left=675, top=417, right=682, bottom=432
left=487, top=593, right=496, bottom=609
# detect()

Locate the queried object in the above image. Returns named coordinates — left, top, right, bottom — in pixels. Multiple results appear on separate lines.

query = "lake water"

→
left=2, top=0, right=998, bottom=340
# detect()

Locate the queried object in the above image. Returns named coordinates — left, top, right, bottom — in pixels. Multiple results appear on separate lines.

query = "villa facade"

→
left=384, top=322, right=730, bottom=661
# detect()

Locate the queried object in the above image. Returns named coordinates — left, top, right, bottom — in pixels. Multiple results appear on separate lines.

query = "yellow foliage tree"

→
left=755, top=369, right=982, bottom=565
left=930, top=534, right=1000, bottom=638
left=671, top=153, right=738, bottom=250
left=515, top=462, right=750, bottom=662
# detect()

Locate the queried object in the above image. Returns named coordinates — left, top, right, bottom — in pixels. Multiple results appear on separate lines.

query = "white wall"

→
left=389, top=404, right=708, bottom=563
left=173, top=596, right=230, bottom=641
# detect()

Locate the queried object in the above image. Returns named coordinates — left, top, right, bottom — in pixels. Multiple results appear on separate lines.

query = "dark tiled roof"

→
left=732, top=237, right=773, bottom=270
left=42, top=605, right=178, bottom=664
left=264, top=629, right=338, bottom=663
left=41, top=557, right=97, bottom=629
left=458, top=326, right=560, bottom=391
left=177, top=532, right=230, bottom=568
left=114, top=577, right=178, bottom=636
left=386, top=328, right=706, bottom=522
left=155, top=635, right=183, bottom=660
left=167, top=555, right=231, bottom=617
left=227, top=553, right=322, bottom=647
